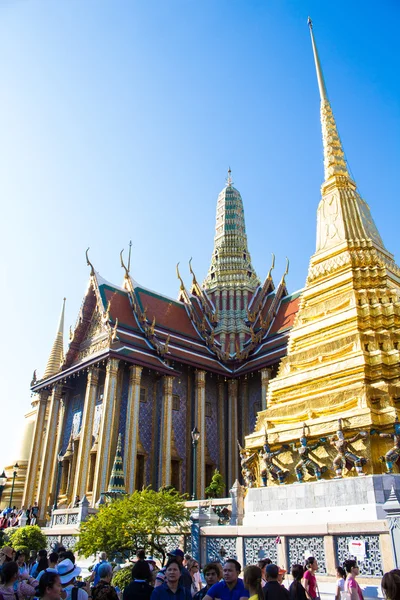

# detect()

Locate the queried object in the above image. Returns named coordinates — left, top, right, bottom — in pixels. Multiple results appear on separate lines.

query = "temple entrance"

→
left=135, top=454, right=145, bottom=490
left=171, top=459, right=181, bottom=492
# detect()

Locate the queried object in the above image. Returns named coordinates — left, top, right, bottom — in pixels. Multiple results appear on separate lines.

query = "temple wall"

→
left=172, top=371, right=188, bottom=491
left=139, top=370, right=157, bottom=486
left=61, top=377, right=86, bottom=453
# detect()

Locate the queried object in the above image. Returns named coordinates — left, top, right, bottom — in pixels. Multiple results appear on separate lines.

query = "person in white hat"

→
left=57, top=559, right=89, bottom=600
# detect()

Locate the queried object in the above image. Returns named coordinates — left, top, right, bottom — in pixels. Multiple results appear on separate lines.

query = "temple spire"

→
left=308, top=17, right=350, bottom=182
left=226, top=167, right=232, bottom=186
left=42, top=298, right=66, bottom=380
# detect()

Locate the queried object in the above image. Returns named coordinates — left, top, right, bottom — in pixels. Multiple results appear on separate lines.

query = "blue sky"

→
left=0, top=1, right=399, bottom=469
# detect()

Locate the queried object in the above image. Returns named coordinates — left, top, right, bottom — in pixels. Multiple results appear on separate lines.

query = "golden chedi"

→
left=245, top=20, right=400, bottom=482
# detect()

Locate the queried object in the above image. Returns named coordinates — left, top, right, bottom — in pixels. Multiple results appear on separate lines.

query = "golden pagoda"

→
left=246, top=19, right=400, bottom=479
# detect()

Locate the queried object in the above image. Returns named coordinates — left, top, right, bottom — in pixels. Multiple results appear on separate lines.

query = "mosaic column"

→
left=195, top=370, right=206, bottom=499
left=72, top=367, right=99, bottom=502
left=92, top=358, right=120, bottom=503
left=217, top=380, right=226, bottom=486
left=160, top=375, right=174, bottom=487
left=66, top=439, right=79, bottom=501
left=261, top=368, right=271, bottom=411
left=228, top=379, right=239, bottom=486
left=48, top=396, right=67, bottom=506
left=241, top=378, right=249, bottom=441
left=22, top=391, right=49, bottom=508
left=124, top=365, right=143, bottom=493
left=37, top=385, right=62, bottom=521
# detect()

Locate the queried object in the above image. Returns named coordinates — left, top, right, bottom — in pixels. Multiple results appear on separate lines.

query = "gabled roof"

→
left=32, top=267, right=302, bottom=391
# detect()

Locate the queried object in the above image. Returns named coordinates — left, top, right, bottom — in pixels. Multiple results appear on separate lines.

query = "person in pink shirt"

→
left=302, top=558, right=318, bottom=600
left=0, top=561, right=38, bottom=600
left=344, top=560, right=363, bottom=600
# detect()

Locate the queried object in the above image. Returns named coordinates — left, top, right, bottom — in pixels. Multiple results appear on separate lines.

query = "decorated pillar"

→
left=261, top=368, right=271, bottom=411
left=37, top=385, right=62, bottom=521
left=22, top=391, right=49, bottom=508
left=72, top=367, right=99, bottom=501
left=92, top=358, right=120, bottom=503
left=66, top=439, right=79, bottom=501
left=217, top=380, right=225, bottom=485
left=228, top=379, right=239, bottom=486
left=124, top=365, right=143, bottom=493
left=160, top=375, right=174, bottom=487
left=195, top=370, right=206, bottom=499
left=49, top=396, right=67, bottom=506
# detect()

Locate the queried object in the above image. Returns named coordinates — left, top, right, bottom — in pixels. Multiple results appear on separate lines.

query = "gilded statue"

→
left=237, top=441, right=257, bottom=488
left=330, top=418, right=367, bottom=477
left=259, top=432, right=289, bottom=485
left=372, top=416, right=400, bottom=474
left=292, top=424, right=326, bottom=483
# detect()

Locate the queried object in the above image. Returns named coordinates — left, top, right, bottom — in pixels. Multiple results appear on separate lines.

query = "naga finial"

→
left=176, top=262, right=185, bottom=291
left=267, top=253, right=275, bottom=279
left=31, top=369, right=37, bottom=386
left=86, top=247, right=95, bottom=276
left=128, top=240, right=132, bottom=272
left=284, top=257, right=289, bottom=279
left=189, top=257, right=198, bottom=285
left=120, top=248, right=130, bottom=277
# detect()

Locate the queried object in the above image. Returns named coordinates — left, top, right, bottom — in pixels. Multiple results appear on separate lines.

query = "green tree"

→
left=205, top=469, right=225, bottom=498
left=9, top=525, right=47, bottom=552
left=112, top=567, right=132, bottom=591
left=75, top=488, right=190, bottom=564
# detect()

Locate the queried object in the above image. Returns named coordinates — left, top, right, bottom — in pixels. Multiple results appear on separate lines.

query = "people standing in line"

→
left=335, top=567, right=346, bottom=600
left=344, top=560, right=363, bottom=600
left=186, top=559, right=201, bottom=596
left=203, top=558, right=249, bottom=600
left=37, top=570, right=63, bottom=600
left=193, top=563, right=222, bottom=600
left=289, top=565, right=306, bottom=600
left=263, top=564, right=289, bottom=600
left=302, top=558, right=318, bottom=600
left=151, top=558, right=192, bottom=600
left=244, top=565, right=263, bottom=600
left=92, top=563, right=119, bottom=600
left=155, top=550, right=192, bottom=591
left=0, top=561, right=38, bottom=600
left=123, top=560, right=153, bottom=600
left=90, top=553, right=108, bottom=586
left=381, top=569, right=400, bottom=600
left=258, top=560, right=272, bottom=588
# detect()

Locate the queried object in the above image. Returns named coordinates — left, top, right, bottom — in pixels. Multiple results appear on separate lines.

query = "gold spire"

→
left=308, top=18, right=386, bottom=254
left=308, top=17, right=350, bottom=182
left=43, top=298, right=66, bottom=380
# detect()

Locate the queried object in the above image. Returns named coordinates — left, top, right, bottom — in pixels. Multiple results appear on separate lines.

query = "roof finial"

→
left=308, top=17, right=328, bottom=102
left=120, top=248, right=129, bottom=277
left=86, top=248, right=95, bottom=276
left=226, top=167, right=232, bottom=186
left=176, top=262, right=185, bottom=292
left=128, top=240, right=132, bottom=272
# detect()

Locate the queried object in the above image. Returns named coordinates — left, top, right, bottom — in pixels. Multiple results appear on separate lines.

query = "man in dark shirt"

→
left=263, top=565, right=289, bottom=600
left=204, top=559, right=249, bottom=600
left=193, top=563, right=222, bottom=600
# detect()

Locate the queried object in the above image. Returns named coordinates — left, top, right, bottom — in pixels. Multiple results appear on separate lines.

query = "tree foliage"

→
left=205, top=469, right=225, bottom=498
left=9, top=525, right=47, bottom=552
left=75, top=488, right=190, bottom=563
left=112, top=567, right=132, bottom=591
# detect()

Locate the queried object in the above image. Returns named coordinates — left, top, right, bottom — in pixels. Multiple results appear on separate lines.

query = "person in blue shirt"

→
left=89, top=552, right=108, bottom=587
left=151, top=558, right=192, bottom=600
left=203, top=559, right=249, bottom=600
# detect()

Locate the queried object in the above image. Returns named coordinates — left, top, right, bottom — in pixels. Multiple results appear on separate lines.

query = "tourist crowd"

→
left=0, top=544, right=400, bottom=600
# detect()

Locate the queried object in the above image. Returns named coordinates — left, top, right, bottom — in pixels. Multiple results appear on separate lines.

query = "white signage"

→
left=348, top=539, right=366, bottom=561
